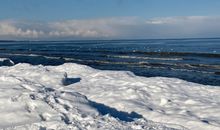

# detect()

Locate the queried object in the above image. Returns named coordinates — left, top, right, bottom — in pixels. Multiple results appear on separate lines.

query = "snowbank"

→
left=0, top=62, right=219, bottom=130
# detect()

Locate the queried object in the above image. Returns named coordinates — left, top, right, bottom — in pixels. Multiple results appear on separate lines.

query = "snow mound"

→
left=0, top=63, right=180, bottom=130
left=52, top=63, right=220, bottom=130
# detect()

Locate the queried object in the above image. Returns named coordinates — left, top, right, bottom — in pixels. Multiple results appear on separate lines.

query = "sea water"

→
left=0, top=38, right=219, bottom=86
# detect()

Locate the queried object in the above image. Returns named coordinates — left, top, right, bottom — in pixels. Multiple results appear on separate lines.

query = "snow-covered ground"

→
left=0, top=61, right=219, bottom=130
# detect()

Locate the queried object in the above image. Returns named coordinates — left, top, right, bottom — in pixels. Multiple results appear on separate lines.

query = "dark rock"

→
left=0, top=58, right=15, bottom=66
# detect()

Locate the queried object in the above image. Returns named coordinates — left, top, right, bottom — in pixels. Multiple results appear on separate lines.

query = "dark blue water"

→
left=0, top=38, right=220, bottom=86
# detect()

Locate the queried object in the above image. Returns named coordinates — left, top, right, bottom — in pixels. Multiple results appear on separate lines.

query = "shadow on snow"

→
left=89, top=100, right=143, bottom=122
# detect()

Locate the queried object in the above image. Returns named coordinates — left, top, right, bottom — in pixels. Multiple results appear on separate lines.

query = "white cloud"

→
left=145, top=16, right=210, bottom=24
left=143, top=16, right=220, bottom=38
left=47, top=17, right=139, bottom=38
left=0, top=20, right=45, bottom=39
left=0, top=16, right=220, bottom=40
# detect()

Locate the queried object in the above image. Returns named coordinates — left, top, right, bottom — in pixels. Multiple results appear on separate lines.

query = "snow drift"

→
left=0, top=62, right=219, bottom=130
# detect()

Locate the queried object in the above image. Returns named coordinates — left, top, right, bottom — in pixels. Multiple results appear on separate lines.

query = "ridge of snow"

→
left=0, top=63, right=180, bottom=130
left=0, top=62, right=219, bottom=130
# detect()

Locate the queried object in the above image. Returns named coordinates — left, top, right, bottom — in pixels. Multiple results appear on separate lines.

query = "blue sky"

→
left=0, top=0, right=220, bottom=39
left=1, top=0, right=220, bottom=21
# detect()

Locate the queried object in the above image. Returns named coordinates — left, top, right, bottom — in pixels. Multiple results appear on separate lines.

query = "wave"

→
left=1, top=47, right=220, bottom=58
left=1, top=52, right=219, bottom=75
left=138, top=62, right=220, bottom=70
left=92, top=50, right=220, bottom=58
left=1, top=52, right=219, bottom=70
left=108, top=55, right=183, bottom=61
left=133, top=65, right=214, bottom=74
left=63, top=57, right=219, bottom=73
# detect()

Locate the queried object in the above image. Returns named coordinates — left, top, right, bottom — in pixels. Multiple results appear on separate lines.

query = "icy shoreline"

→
left=0, top=62, right=219, bottom=130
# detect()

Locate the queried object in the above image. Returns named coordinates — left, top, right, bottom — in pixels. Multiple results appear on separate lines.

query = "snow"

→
left=0, top=62, right=219, bottom=130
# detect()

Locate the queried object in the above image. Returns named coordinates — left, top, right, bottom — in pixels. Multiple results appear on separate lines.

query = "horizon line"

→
left=1, top=37, right=220, bottom=42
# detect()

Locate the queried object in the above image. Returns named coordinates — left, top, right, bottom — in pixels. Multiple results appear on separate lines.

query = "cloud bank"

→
left=0, top=16, right=220, bottom=40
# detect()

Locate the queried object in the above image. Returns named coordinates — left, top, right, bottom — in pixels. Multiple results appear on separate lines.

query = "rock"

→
left=0, top=58, right=15, bottom=66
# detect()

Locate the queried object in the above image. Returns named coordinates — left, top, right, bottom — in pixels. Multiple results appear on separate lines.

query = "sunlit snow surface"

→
left=0, top=61, right=219, bottom=130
